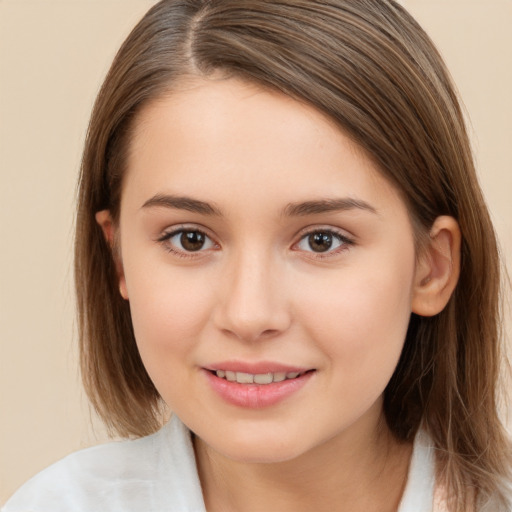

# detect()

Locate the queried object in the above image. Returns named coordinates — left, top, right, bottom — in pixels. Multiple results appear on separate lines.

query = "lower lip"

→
left=204, top=370, right=314, bottom=409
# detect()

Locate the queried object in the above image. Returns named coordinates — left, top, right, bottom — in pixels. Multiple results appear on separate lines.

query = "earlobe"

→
left=95, top=210, right=129, bottom=300
left=411, top=216, right=461, bottom=317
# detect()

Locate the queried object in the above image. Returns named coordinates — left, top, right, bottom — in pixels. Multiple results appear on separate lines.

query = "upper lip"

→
left=204, top=361, right=313, bottom=374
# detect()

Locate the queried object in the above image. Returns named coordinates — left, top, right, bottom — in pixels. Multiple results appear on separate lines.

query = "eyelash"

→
left=156, top=226, right=354, bottom=259
left=157, top=226, right=216, bottom=259
left=293, top=227, right=354, bottom=259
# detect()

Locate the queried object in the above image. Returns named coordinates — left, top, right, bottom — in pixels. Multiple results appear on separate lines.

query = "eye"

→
left=159, top=228, right=216, bottom=254
left=295, top=229, right=352, bottom=254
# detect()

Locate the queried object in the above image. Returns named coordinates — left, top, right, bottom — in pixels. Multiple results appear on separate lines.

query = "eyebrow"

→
left=141, top=194, right=223, bottom=216
left=141, top=194, right=377, bottom=217
left=283, top=198, right=378, bottom=217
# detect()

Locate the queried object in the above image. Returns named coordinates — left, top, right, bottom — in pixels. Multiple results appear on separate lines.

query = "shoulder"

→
left=2, top=416, right=206, bottom=512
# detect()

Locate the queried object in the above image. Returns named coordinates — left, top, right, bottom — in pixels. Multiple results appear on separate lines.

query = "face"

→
left=115, top=78, right=419, bottom=463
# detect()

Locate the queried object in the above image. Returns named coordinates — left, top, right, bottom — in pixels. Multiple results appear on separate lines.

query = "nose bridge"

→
left=214, top=243, right=290, bottom=341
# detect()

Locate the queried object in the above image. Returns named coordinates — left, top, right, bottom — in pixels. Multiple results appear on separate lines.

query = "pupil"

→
left=181, top=231, right=205, bottom=251
left=309, top=232, right=332, bottom=252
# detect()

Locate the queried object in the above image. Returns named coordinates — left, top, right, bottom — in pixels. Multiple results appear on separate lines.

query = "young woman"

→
left=3, top=1, right=511, bottom=511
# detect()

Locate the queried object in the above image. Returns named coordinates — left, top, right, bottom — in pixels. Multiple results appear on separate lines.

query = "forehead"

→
left=123, top=77, right=407, bottom=219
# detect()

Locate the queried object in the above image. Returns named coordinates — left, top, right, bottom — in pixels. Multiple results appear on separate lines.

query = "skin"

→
left=97, top=77, right=461, bottom=512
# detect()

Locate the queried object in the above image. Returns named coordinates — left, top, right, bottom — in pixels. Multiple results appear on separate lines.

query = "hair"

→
left=75, top=1, right=511, bottom=510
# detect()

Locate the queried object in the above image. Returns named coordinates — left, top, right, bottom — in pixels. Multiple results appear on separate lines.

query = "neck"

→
left=194, top=412, right=413, bottom=512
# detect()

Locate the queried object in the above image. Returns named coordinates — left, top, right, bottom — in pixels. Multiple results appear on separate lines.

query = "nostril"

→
left=219, top=326, right=282, bottom=343
left=260, top=328, right=280, bottom=338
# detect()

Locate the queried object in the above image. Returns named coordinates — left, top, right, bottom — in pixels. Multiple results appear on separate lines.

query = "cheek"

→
left=125, top=266, right=219, bottom=410
left=123, top=258, right=214, bottom=371
left=297, top=250, right=415, bottom=382
left=297, top=266, right=414, bottom=432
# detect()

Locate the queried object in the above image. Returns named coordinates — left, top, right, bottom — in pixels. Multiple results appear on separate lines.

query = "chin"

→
left=224, top=444, right=304, bottom=465
left=203, top=426, right=313, bottom=464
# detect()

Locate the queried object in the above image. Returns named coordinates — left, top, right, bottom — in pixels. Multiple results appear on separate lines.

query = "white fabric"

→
left=399, top=430, right=436, bottom=512
left=3, top=416, right=436, bottom=512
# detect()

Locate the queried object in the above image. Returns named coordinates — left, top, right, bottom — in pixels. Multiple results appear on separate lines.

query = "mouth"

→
left=209, top=369, right=313, bottom=385
left=203, top=365, right=316, bottom=408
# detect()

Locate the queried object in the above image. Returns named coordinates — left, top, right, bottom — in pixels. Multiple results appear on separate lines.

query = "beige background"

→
left=1, top=0, right=511, bottom=505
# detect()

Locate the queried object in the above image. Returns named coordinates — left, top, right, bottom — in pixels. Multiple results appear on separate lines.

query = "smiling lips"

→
left=204, top=364, right=315, bottom=408
left=215, top=370, right=304, bottom=384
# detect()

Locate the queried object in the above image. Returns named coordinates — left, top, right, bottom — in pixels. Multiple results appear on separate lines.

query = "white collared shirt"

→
left=3, top=415, right=437, bottom=512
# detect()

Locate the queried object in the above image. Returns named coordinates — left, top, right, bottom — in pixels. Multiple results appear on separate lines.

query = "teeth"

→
left=215, top=370, right=303, bottom=384
left=236, top=372, right=254, bottom=384
left=253, top=373, right=273, bottom=384
left=273, top=372, right=286, bottom=382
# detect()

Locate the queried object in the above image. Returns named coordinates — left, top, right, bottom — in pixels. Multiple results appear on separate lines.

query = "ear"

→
left=95, top=210, right=128, bottom=300
left=411, top=216, right=461, bottom=317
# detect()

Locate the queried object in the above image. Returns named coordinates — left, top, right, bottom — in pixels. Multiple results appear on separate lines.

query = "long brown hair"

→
left=75, top=1, right=511, bottom=509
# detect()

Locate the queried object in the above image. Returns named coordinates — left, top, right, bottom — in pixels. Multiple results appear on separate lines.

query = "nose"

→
left=212, top=249, right=291, bottom=343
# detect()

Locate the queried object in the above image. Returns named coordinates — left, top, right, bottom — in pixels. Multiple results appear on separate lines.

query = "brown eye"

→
left=296, top=229, right=352, bottom=255
left=180, top=231, right=206, bottom=251
left=308, top=232, right=334, bottom=252
left=161, top=228, right=215, bottom=254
